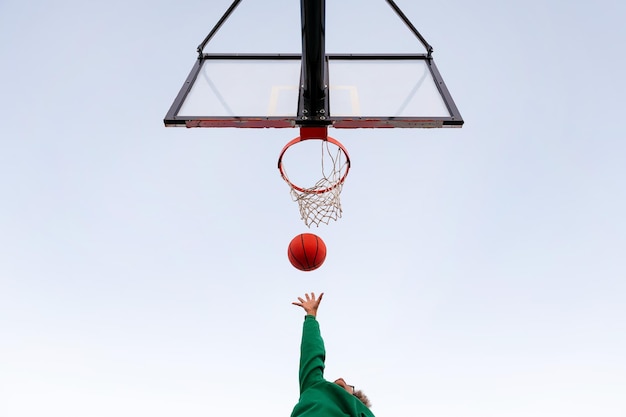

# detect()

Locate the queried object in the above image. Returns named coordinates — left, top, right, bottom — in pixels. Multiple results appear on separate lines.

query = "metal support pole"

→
left=298, top=0, right=329, bottom=125
left=386, top=0, right=433, bottom=56
left=197, top=0, right=242, bottom=57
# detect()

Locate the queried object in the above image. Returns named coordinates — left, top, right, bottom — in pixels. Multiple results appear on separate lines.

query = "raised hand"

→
left=292, top=292, right=324, bottom=317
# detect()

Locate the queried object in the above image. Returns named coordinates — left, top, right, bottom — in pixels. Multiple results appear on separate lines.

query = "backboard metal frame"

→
left=164, top=0, right=463, bottom=129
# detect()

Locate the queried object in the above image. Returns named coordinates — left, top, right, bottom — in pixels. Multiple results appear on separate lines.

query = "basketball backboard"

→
left=164, top=0, right=463, bottom=129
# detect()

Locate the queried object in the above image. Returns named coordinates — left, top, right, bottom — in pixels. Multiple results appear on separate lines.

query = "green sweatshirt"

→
left=290, top=315, right=376, bottom=417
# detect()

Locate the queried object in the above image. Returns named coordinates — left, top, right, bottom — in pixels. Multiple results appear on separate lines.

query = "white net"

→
left=281, top=139, right=349, bottom=227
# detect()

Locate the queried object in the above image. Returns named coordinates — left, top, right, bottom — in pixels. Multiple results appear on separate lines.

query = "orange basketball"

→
left=288, top=233, right=327, bottom=271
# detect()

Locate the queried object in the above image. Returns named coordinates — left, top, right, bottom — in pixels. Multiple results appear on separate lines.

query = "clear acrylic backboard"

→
left=164, top=0, right=463, bottom=128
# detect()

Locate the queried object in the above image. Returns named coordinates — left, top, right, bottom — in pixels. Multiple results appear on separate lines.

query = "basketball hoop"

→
left=278, top=127, right=351, bottom=227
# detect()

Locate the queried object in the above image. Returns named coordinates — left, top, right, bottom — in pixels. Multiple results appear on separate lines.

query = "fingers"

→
left=311, top=292, right=323, bottom=305
left=305, top=292, right=319, bottom=301
left=292, top=292, right=324, bottom=306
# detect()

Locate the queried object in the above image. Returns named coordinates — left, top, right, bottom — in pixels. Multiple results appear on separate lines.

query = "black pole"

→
left=299, top=0, right=329, bottom=125
left=386, top=0, right=433, bottom=56
left=197, top=0, right=242, bottom=57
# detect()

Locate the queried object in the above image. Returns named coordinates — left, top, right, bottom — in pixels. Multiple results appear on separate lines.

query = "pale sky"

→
left=1, top=1, right=625, bottom=417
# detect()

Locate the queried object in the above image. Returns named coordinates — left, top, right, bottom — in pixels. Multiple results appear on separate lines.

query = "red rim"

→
left=277, top=135, right=351, bottom=194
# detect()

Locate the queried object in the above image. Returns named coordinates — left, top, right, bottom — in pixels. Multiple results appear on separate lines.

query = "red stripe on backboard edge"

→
left=185, top=119, right=296, bottom=128
left=332, top=119, right=445, bottom=128
left=180, top=118, right=455, bottom=128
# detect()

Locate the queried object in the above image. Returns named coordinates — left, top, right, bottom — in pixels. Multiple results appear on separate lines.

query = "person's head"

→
left=333, top=378, right=372, bottom=408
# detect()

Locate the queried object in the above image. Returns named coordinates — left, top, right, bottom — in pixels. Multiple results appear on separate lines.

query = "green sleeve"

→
left=298, top=315, right=326, bottom=393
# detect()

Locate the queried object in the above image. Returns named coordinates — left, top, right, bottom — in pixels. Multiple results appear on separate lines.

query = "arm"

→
left=293, top=293, right=325, bottom=393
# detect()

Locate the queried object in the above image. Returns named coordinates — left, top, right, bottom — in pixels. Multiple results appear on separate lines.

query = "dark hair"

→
left=354, top=389, right=372, bottom=408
